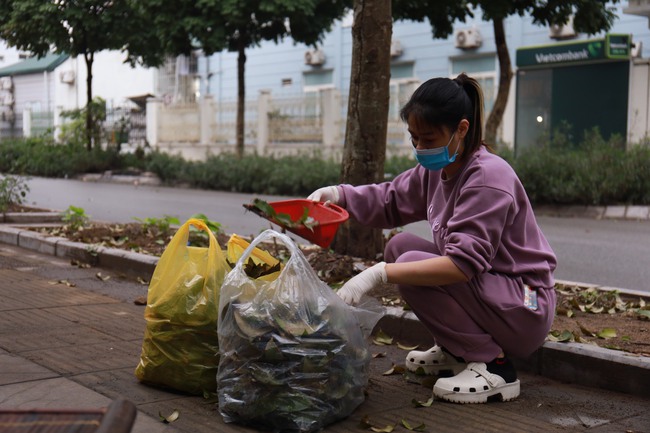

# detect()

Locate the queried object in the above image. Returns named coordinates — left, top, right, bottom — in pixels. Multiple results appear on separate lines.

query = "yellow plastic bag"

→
left=226, top=234, right=282, bottom=282
left=135, top=218, right=228, bottom=396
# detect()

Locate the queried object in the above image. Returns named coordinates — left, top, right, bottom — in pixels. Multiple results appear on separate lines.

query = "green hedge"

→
left=2, top=134, right=649, bottom=206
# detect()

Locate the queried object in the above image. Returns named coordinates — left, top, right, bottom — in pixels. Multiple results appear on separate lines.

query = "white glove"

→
left=307, top=186, right=340, bottom=204
left=337, top=262, right=387, bottom=304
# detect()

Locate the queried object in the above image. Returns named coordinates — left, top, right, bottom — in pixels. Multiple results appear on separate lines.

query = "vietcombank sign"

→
left=516, top=34, right=630, bottom=68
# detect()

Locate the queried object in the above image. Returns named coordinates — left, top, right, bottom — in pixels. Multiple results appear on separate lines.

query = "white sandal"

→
left=433, top=362, right=520, bottom=404
left=405, top=345, right=466, bottom=375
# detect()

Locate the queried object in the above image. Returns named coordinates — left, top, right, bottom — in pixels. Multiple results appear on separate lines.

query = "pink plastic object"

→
left=264, top=199, right=349, bottom=248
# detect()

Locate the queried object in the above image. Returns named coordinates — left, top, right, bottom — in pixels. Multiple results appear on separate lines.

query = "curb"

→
left=1, top=221, right=649, bottom=399
left=376, top=307, right=650, bottom=399
left=0, top=222, right=158, bottom=278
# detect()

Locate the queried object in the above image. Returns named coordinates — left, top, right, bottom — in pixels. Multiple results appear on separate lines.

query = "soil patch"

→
left=24, top=219, right=650, bottom=358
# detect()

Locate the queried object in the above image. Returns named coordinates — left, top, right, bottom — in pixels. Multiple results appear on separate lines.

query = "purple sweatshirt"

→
left=338, top=147, right=557, bottom=289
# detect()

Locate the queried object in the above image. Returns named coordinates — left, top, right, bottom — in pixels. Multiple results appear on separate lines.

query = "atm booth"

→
left=514, top=34, right=634, bottom=152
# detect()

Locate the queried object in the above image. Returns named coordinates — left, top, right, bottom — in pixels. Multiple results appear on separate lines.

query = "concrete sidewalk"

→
left=0, top=226, right=649, bottom=432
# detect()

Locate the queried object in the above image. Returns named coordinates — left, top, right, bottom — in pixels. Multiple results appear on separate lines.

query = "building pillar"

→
left=200, top=95, right=215, bottom=145
left=22, top=107, right=32, bottom=138
left=321, top=88, right=341, bottom=149
left=257, top=89, right=271, bottom=155
left=146, top=97, right=162, bottom=147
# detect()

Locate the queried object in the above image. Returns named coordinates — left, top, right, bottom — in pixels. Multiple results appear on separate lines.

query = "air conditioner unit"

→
left=1, top=94, right=14, bottom=106
left=454, top=28, right=482, bottom=49
left=390, top=40, right=403, bottom=58
left=304, top=49, right=325, bottom=66
left=1, top=109, right=15, bottom=123
left=0, top=77, right=12, bottom=90
left=59, top=70, right=76, bottom=84
left=549, top=16, right=576, bottom=40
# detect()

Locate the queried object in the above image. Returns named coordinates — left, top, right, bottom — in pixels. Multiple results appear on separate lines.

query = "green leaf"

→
left=596, top=328, right=617, bottom=339
left=401, top=419, right=426, bottom=431
left=411, top=397, right=434, bottom=407
left=360, top=415, right=395, bottom=432
left=548, top=329, right=574, bottom=342
left=636, top=309, right=650, bottom=320
left=397, top=342, right=419, bottom=351
left=372, top=329, right=394, bottom=345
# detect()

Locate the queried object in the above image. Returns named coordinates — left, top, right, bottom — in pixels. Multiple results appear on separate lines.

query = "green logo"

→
left=588, top=42, right=602, bottom=57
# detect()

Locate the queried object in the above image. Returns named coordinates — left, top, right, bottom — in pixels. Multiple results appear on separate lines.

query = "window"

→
left=303, top=69, right=334, bottom=92
left=302, top=70, right=334, bottom=117
left=389, top=62, right=417, bottom=120
left=451, top=56, right=497, bottom=122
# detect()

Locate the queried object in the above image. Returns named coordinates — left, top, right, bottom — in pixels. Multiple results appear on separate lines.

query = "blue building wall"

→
left=202, top=4, right=650, bottom=101
left=199, top=2, right=650, bottom=144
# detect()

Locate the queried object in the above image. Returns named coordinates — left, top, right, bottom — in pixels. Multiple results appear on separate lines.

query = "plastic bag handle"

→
left=173, top=218, right=224, bottom=259
left=231, top=229, right=300, bottom=272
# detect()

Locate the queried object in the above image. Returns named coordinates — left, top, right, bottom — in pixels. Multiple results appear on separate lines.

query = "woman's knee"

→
left=384, top=232, right=439, bottom=263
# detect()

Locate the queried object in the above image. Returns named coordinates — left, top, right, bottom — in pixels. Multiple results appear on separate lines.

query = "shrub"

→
left=0, top=174, right=29, bottom=213
left=2, top=130, right=650, bottom=205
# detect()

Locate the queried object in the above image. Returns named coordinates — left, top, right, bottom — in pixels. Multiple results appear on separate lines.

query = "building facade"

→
left=0, top=49, right=155, bottom=141
left=149, top=2, right=649, bottom=158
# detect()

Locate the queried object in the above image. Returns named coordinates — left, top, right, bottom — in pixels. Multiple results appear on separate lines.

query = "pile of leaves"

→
left=550, top=283, right=650, bottom=355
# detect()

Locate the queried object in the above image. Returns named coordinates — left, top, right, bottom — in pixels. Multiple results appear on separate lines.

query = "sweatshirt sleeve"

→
left=338, top=166, right=430, bottom=229
left=444, top=185, right=513, bottom=279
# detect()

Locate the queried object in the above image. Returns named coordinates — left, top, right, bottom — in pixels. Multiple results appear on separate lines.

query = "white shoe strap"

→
left=467, top=362, right=504, bottom=388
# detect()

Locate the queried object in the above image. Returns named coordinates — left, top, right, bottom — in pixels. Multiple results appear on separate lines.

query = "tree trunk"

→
left=236, top=37, right=247, bottom=159
left=485, top=18, right=512, bottom=148
left=84, top=52, right=94, bottom=151
left=334, top=0, right=392, bottom=259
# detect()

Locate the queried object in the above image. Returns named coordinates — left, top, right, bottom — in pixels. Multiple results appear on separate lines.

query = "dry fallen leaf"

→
left=49, top=279, right=76, bottom=287
left=159, top=409, right=180, bottom=424
left=360, top=415, right=395, bottom=432
left=382, top=364, right=406, bottom=376
left=96, top=272, right=110, bottom=281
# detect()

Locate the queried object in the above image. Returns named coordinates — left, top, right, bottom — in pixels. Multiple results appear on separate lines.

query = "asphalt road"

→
left=21, top=176, right=650, bottom=293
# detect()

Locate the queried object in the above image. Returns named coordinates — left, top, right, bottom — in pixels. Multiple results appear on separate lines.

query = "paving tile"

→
left=0, top=353, right=57, bottom=385
left=0, top=324, right=119, bottom=353
left=21, top=339, right=142, bottom=375
left=0, top=308, right=72, bottom=332
left=2, top=279, right=120, bottom=309
left=74, top=368, right=186, bottom=406
left=42, top=303, right=143, bottom=324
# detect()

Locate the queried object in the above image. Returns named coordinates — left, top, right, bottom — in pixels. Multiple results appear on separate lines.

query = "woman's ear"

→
left=457, top=119, right=470, bottom=140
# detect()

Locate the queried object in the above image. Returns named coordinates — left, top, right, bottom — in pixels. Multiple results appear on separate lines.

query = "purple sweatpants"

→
left=385, top=232, right=556, bottom=362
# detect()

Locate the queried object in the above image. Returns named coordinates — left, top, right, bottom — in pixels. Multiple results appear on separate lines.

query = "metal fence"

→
left=0, top=110, right=22, bottom=139
left=31, top=111, right=54, bottom=137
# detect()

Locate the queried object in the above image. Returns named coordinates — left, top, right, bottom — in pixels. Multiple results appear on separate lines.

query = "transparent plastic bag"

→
left=217, top=230, right=382, bottom=432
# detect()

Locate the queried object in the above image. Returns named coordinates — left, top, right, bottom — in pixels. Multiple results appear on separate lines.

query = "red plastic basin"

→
left=265, top=199, right=349, bottom=248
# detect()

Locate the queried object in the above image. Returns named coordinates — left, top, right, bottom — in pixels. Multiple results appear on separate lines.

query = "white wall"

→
left=59, top=51, right=155, bottom=111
